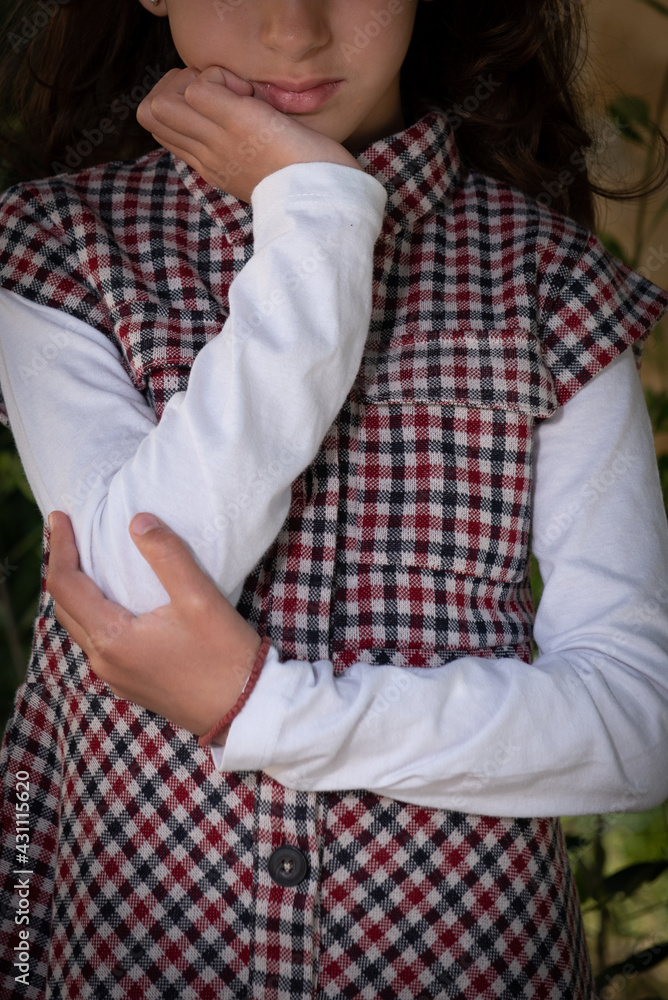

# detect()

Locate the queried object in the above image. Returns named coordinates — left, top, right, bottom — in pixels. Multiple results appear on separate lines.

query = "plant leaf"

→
left=602, top=860, right=668, bottom=898
left=595, top=942, right=668, bottom=992
left=657, top=454, right=668, bottom=515
left=637, top=0, right=668, bottom=15
left=0, top=450, right=34, bottom=503
left=598, top=232, right=630, bottom=265
left=645, top=388, right=668, bottom=433
left=608, top=96, right=652, bottom=145
left=565, top=835, right=589, bottom=852
left=571, top=859, right=597, bottom=906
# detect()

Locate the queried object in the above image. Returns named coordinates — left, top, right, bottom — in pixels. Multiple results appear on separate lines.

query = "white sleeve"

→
left=217, top=348, right=668, bottom=818
left=0, top=162, right=387, bottom=614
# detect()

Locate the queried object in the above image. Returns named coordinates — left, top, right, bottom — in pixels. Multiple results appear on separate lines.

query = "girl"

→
left=1, top=1, right=668, bottom=998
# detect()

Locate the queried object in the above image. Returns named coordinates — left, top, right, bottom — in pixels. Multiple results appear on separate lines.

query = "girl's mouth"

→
left=251, top=79, right=343, bottom=114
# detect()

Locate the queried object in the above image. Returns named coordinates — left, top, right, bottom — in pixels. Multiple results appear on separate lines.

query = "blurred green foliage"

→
left=559, top=4, right=668, bottom=990
left=0, top=424, right=40, bottom=729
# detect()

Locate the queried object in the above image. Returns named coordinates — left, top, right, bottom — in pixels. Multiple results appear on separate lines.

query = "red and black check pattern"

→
left=318, top=795, right=593, bottom=999
left=1, top=106, right=666, bottom=998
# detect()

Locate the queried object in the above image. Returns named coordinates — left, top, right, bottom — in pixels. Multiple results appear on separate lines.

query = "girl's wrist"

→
left=198, top=635, right=273, bottom=748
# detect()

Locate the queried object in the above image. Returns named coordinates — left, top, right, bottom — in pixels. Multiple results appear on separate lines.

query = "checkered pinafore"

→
left=1, top=111, right=666, bottom=999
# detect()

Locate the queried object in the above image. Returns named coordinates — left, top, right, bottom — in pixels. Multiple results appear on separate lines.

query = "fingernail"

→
left=131, top=513, right=161, bottom=535
left=48, top=513, right=54, bottom=531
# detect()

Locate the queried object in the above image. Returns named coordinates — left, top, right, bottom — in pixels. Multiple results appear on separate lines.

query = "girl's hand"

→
left=46, top=510, right=262, bottom=739
left=137, top=66, right=362, bottom=203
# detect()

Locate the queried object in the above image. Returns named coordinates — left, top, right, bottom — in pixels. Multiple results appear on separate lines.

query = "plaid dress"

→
left=1, top=109, right=666, bottom=1000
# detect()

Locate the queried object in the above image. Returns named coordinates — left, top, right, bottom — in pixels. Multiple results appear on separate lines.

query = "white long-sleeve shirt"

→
left=0, top=164, right=388, bottom=613
left=219, top=346, right=668, bottom=817
left=0, top=162, right=667, bottom=818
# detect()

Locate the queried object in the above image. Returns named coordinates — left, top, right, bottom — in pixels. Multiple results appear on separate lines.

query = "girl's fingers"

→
left=161, top=65, right=251, bottom=97
left=148, top=114, right=215, bottom=165
left=46, top=510, right=80, bottom=573
left=136, top=67, right=199, bottom=134
left=128, top=514, right=223, bottom=612
left=46, top=512, right=94, bottom=612
left=150, top=66, right=199, bottom=98
left=138, top=65, right=249, bottom=139
left=140, top=90, right=221, bottom=147
left=147, top=136, right=237, bottom=196
left=51, top=599, right=90, bottom=652
left=47, top=511, right=133, bottom=655
left=197, top=65, right=254, bottom=97
left=183, top=74, right=278, bottom=133
left=52, top=596, right=129, bottom=666
left=150, top=133, right=199, bottom=166
left=183, top=74, right=258, bottom=128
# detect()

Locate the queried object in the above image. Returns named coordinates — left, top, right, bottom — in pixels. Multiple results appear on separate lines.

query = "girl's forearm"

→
left=0, top=164, right=387, bottom=614
left=216, top=349, right=668, bottom=816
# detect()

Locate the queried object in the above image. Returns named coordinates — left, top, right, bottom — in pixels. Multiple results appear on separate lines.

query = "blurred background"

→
left=0, top=1, right=666, bottom=996
left=558, top=6, right=668, bottom=997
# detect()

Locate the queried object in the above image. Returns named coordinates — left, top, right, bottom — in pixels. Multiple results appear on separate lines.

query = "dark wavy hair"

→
left=0, top=0, right=666, bottom=231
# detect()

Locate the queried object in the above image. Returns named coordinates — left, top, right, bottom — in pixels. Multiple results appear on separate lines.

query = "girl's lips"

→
left=252, top=80, right=343, bottom=113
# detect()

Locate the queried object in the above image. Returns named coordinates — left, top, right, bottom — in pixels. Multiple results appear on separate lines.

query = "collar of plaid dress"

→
left=171, top=105, right=464, bottom=243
